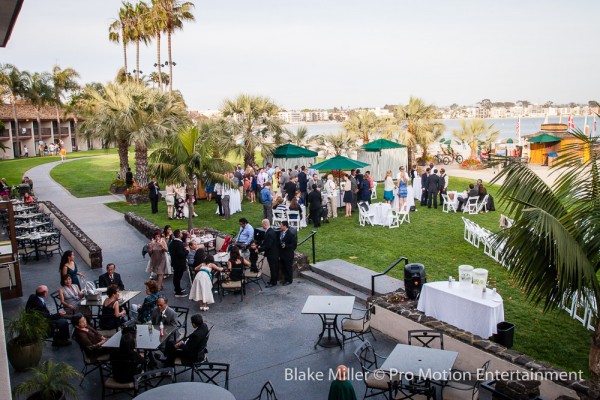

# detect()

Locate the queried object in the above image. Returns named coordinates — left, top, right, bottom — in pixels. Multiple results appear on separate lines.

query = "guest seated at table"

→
left=110, top=330, right=145, bottom=384
left=98, top=263, right=125, bottom=290
left=71, top=314, right=109, bottom=360
left=273, top=196, right=288, bottom=211
left=163, top=314, right=209, bottom=367
left=294, top=190, right=304, bottom=205
left=0, top=178, right=11, bottom=197
left=289, top=196, right=303, bottom=220
left=26, top=285, right=71, bottom=346
left=99, top=284, right=127, bottom=330
left=234, top=217, right=254, bottom=249
left=23, top=192, right=35, bottom=205
left=228, top=247, right=250, bottom=282
left=58, top=274, right=85, bottom=316
left=190, top=255, right=223, bottom=311
left=477, top=179, right=496, bottom=211
left=248, top=240, right=259, bottom=272
left=456, top=184, right=479, bottom=212
left=133, top=280, right=162, bottom=323
left=151, top=297, right=178, bottom=329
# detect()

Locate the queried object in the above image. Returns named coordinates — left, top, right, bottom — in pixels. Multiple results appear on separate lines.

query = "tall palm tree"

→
left=150, top=125, right=232, bottom=230
left=284, top=126, right=311, bottom=146
left=315, top=132, right=356, bottom=157
left=343, top=110, right=380, bottom=143
left=152, top=0, right=195, bottom=93
left=221, top=94, right=283, bottom=167
left=415, top=121, right=445, bottom=161
left=149, top=71, right=169, bottom=90
left=109, top=2, right=134, bottom=80
left=51, top=65, right=80, bottom=143
left=0, top=63, right=28, bottom=156
left=491, top=130, right=600, bottom=397
left=130, top=1, right=151, bottom=82
left=394, top=96, right=440, bottom=166
left=149, top=0, right=168, bottom=91
left=24, top=72, right=54, bottom=146
left=452, top=119, right=499, bottom=161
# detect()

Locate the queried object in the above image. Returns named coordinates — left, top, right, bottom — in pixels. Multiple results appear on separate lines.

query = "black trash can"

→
left=493, top=322, right=514, bottom=348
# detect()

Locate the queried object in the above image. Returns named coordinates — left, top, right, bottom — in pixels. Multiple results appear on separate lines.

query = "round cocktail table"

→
left=134, top=382, right=235, bottom=400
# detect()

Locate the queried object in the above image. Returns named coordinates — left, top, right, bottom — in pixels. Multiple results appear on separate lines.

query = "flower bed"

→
left=460, top=158, right=487, bottom=170
left=109, top=184, right=127, bottom=194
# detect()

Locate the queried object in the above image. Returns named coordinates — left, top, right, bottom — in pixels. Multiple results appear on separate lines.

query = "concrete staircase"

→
left=300, top=259, right=404, bottom=304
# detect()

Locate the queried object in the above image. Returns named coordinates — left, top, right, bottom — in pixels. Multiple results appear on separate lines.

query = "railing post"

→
left=311, top=231, right=316, bottom=264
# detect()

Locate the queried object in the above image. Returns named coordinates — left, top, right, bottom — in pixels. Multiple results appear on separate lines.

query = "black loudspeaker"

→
left=254, top=227, right=266, bottom=245
left=404, top=263, right=426, bottom=300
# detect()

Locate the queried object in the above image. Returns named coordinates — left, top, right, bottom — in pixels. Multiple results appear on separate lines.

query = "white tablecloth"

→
left=392, top=186, right=415, bottom=210
left=370, top=203, right=391, bottom=226
left=412, top=178, right=422, bottom=200
left=215, top=190, right=242, bottom=215
left=417, top=281, right=505, bottom=338
left=448, top=191, right=467, bottom=210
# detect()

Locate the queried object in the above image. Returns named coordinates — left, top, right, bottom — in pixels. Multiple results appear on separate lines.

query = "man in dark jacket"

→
left=259, top=219, right=280, bottom=287
left=125, top=167, right=134, bottom=188
left=26, top=285, right=71, bottom=346
left=298, top=166, right=308, bottom=204
left=306, top=184, right=323, bottom=227
left=457, top=183, right=480, bottom=212
left=164, top=314, right=209, bottom=366
left=427, top=169, right=441, bottom=209
left=148, top=177, right=160, bottom=214
left=98, top=263, right=125, bottom=290
left=420, top=168, right=430, bottom=206
left=169, top=229, right=189, bottom=297
left=284, top=176, right=298, bottom=202
left=278, top=221, right=297, bottom=286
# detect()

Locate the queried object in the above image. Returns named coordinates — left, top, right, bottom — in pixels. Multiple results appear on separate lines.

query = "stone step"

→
left=300, top=270, right=369, bottom=304
left=310, top=259, right=404, bottom=296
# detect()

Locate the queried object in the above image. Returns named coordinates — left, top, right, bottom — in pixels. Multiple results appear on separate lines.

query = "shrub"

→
left=125, top=186, right=149, bottom=195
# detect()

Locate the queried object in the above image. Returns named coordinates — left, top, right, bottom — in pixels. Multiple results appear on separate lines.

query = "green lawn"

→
left=16, top=153, right=592, bottom=376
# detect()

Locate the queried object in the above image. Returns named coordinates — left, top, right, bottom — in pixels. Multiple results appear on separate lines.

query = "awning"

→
left=271, top=143, right=318, bottom=159
left=528, top=133, right=562, bottom=143
left=311, top=155, right=369, bottom=171
left=360, top=138, right=406, bottom=152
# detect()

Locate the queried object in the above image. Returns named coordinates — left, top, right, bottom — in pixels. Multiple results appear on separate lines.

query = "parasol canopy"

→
left=311, top=155, right=369, bottom=171
left=360, top=138, right=406, bottom=152
left=271, top=143, right=318, bottom=158
left=528, top=133, right=562, bottom=143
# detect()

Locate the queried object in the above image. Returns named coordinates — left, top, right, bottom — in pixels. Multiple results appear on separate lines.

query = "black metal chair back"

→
left=389, top=379, right=435, bottom=400
left=134, top=368, right=175, bottom=393
left=192, top=362, right=230, bottom=389
left=171, top=305, right=190, bottom=338
left=354, top=340, right=378, bottom=373
left=252, top=381, right=279, bottom=400
left=408, top=330, right=444, bottom=349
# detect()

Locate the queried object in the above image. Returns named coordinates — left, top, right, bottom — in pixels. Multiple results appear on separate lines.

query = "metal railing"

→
left=298, top=230, right=317, bottom=264
left=371, top=256, right=408, bottom=296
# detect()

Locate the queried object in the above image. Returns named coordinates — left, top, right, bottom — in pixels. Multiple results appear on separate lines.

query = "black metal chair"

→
left=446, top=360, right=491, bottom=400
left=17, top=238, right=35, bottom=263
left=341, top=303, right=376, bottom=348
left=171, top=305, right=189, bottom=340
left=408, top=330, right=444, bottom=349
left=40, top=232, right=62, bottom=259
left=388, top=378, right=436, bottom=400
left=220, top=265, right=246, bottom=302
left=134, top=368, right=175, bottom=394
left=191, top=361, right=230, bottom=389
left=50, top=290, right=67, bottom=315
left=244, top=256, right=265, bottom=291
left=251, top=380, right=279, bottom=400
left=74, top=341, right=110, bottom=386
left=353, top=340, right=395, bottom=399
left=174, top=325, right=212, bottom=381
left=99, top=361, right=136, bottom=399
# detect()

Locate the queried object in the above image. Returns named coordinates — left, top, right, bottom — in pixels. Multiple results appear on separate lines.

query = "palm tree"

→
left=343, top=110, right=380, bottom=143
left=0, top=63, right=28, bottom=156
left=415, top=121, right=445, bottom=161
left=316, top=132, right=356, bottom=157
left=130, top=1, right=151, bottom=82
left=284, top=126, right=312, bottom=147
left=149, top=71, right=169, bottom=90
left=150, top=125, right=232, bottom=230
left=491, top=130, right=600, bottom=397
left=51, top=65, right=80, bottom=143
left=149, top=0, right=168, bottom=91
left=394, top=96, right=440, bottom=165
left=109, top=2, right=134, bottom=80
left=452, top=119, right=499, bottom=161
left=151, top=0, right=195, bottom=93
left=24, top=72, right=54, bottom=146
left=221, top=94, right=283, bottom=167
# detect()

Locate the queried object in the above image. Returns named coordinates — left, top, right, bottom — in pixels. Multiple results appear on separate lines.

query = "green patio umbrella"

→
left=272, top=143, right=318, bottom=158
left=506, top=138, right=514, bottom=144
left=528, top=133, right=562, bottom=143
left=439, top=138, right=447, bottom=143
left=311, top=155, right=369, bottom=171
left=360, top=138, right=407, bottom=151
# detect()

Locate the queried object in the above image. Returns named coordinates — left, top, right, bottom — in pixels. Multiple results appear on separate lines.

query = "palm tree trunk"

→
left=122, top=28, right=128, bottom=81
left=11, top=98, right=20, bottom=157
left=167, top=31, right=173, bottom=94
left=135, top=144, right=149, bottom=187
left=187, top=186, right=194, bottom=231
left=135, top=38, right=140, bottom=82
left=118, top=139, right=129, bottom=180
left=590, top=323, right=600, bottom=399
left=156, top=32, right=163, bottom=91
left=55, top=105, right=61, bottom=145
left=36, top=113, right=42, bottom=151
left=244, top=147, right=255, bottom=169
left=407, top=146, right=414, bottom=167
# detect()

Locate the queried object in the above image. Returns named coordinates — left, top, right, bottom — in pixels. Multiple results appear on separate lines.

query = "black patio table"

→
left=301, top=295, right=355, bottom=349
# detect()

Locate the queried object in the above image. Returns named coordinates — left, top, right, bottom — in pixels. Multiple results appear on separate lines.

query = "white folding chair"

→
left=398, top=204, right=410, bottom=224
left=573, top=291, right=588, bottom=325
left=272, top=209, right=287, bottom=227
left=287, top=210, right=301, bottom=230
left=476, top=194, right=489, bottom=213
left=464, top=196, right=479, bottom=214
left=358, top=202, right=375, bottom=226
left=386, top=208, right=399, bottom=229
left=442, top=194, right=457, bottom=213
left=561, top=291, right=578, bottom=317
left=370, top=181, right=377, bottom=200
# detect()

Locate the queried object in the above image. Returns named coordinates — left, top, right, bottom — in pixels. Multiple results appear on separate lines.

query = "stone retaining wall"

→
left=39, top=201, right=103, bottom=269
left=371, top=290, right=588, bottom=399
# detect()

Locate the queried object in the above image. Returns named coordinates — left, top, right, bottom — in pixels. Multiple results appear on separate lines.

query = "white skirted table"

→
left=417, top=281, right=504, bottom=338
left=391, top=186, right=415, bottom=210
left=215, top=189, right=242, bottom=215
left=412, top=178, right=421, bottom=200
left=370, top=203, right=391, bottom=226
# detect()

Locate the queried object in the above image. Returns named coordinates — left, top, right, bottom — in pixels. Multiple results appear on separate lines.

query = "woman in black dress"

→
left=100, top=285, right=126, bottom=330
left=342, top=174, right=352, bottom=217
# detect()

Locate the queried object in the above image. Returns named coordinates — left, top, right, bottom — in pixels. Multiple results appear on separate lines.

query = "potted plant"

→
left=13, top=359, right=81, bottom=400
left=6, top=310, right=50, bottom=372
left=124, top=185, right=150, bottom=205
left=109, top=178, right=127, bottom=194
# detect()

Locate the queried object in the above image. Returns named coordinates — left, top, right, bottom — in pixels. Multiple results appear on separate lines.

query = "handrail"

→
left=298, top=230, right=317, bottom=264
left=371, top=257, right=409, bottom=297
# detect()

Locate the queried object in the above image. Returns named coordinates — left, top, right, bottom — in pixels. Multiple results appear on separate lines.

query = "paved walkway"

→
left=443, top=162, right=558, bottom=186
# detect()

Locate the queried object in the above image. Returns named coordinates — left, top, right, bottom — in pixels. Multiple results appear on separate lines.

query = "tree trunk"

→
left=422, top=145, right=429, bottom=162
left=118, top=140, right=129, bottom=180
left=11, top=98, right=20, bottom=157
left=134, top=144, right=148, bottom=187
left=55, top=105, right=61, bottom=145
left=244, top=148, right=255, bottom=169
left=589, top=321, right=600, bottom=399
left=122, top=28, right=128, bottom=81
left=167, top=31, right=173, bottom=94
left=135, top=38, right=140, bottom=82
left=407, top=146, right=414, bottom=167
left=36, top=113, right=42, bottom=151
left=156, top=32, right=163, bottom=91
left=469, top=143, right=477, bottom=161
left=187, top=186, right=194, bottom=232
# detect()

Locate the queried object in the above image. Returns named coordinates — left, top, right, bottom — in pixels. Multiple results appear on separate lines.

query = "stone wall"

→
left=39, top=201, right=103, bottom=269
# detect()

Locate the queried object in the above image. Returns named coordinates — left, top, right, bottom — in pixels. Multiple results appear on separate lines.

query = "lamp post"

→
left=164, top=61, right=176, bottom=94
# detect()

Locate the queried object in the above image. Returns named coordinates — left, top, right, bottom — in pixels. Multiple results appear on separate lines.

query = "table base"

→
left=315, top=314, right=343, bottom=349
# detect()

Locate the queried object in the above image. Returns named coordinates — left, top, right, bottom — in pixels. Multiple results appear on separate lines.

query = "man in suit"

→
left=307, top=184, right=323, bottom=227
left=457, top=183, right=480, bottom=212
left=98, top=263, right=125, bottom=290
left=298, top=166, right=308, bottom=204
left=427, top=168, right=441, bottom=209
left=278, top=221, right=297, bottom=286
left=259, top=219, right=280, bottom=287
left=349, top=169, right=358, bottom=211
left=151, top=297, right=179, bottom=343
left=25, top=285, right=71, bottom=346
left=420, top=168, right=430, bottom=206
left=169, top=229, right=189, bottom=297
left=148, top=177, right=160, bottom=214
left=125, top=167, right=134, bottom=188
left=163, top=314, right=209, bottom=367
left=439, top=168, right=448, bottom=206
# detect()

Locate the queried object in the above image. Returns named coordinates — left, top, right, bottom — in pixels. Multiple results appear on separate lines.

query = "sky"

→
left=2, top=0, right=599, bottom=110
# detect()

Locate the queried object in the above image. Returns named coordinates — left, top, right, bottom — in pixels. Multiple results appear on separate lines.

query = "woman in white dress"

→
left=165, top=181, right=176, bottom=220
left=189, top=255, right=223, bottom=311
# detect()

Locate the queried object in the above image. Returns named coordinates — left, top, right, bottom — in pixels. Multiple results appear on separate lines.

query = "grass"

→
left=11, top=153, right=592, bottom=376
